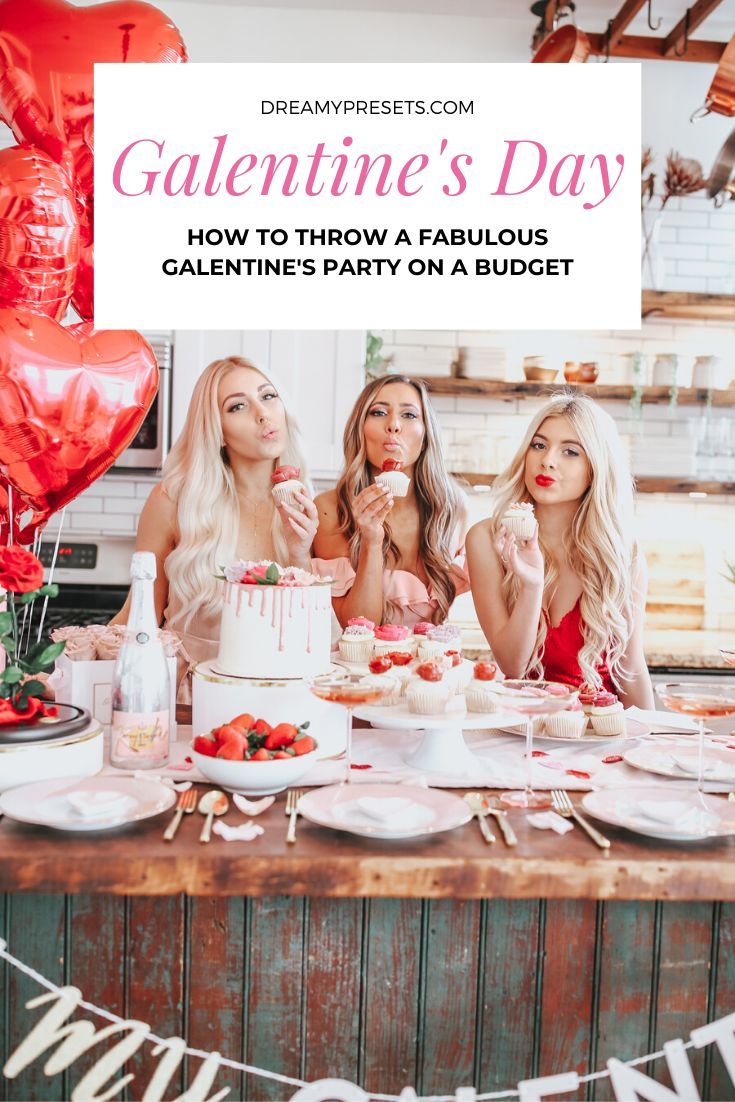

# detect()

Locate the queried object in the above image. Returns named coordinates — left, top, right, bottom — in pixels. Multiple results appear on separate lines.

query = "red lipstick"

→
left=535, top=475, right=555, bottom=487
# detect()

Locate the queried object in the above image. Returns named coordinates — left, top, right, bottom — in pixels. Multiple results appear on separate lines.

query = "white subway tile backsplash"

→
left=97, top=478, right=142, bottom=497
left=103, top=497, right=140, bottom=514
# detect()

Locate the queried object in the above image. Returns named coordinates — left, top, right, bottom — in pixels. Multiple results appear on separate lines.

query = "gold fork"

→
left=484, top=796, right=518, bottom=847
left=285, top=789, right=303, bottom=845
left=162, top=787, right=197, bottom=842
left=464, top=793, right=496, bottom=844
left=551, top=790, right=611, bottom=850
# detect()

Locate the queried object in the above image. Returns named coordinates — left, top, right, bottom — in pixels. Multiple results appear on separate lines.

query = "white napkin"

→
left=669, top=754, right=735, bottom=783
left=527, top=811, right=573, bottom=834
left=339, top=797, right=435, bottom=831
left=213, top=821, right=264, bottom=842
left=357, top=796, right=417, bottom=822
left=66, top=790, right=137, bottom=820
left=626, top=707, right=700, bottom=733
left=629, top=799, right=718, bottom=836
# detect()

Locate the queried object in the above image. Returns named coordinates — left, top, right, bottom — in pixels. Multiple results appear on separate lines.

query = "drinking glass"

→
left=306, top=672, right=393, bottom=783
left=498, top=680, right=579, bottom=810
left=655, top=682, right=735, bottom=806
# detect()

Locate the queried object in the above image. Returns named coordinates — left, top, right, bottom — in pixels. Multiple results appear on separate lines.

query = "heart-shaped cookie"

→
left=0, top=308, right=159, bottom=539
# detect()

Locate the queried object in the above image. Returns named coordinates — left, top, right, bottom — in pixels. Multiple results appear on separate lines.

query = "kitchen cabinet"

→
left=172, top=329, right=366, bottom=479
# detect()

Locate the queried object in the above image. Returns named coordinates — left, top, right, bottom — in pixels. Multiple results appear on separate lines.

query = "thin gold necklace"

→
left=236, top=492, right=274, bottom=542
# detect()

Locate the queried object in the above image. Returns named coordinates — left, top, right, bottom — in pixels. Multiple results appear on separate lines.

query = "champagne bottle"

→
left=110, top=551, right=170, bottom=769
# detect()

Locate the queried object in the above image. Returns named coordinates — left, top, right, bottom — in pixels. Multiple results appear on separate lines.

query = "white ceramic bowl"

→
left=190, top=744, right=320, bottom=795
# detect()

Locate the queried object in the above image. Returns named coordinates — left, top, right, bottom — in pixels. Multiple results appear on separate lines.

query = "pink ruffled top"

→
left=311, top=540, right=469, bottom=628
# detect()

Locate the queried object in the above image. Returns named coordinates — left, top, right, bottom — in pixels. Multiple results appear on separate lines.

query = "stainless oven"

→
left=37, top=535, right=134, bottom=631
left=114, top=335, right=172, bottom=471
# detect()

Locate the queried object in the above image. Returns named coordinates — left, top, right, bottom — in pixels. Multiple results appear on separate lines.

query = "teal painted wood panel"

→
left=419, top=898, right=481, bottom=1096
left=245, top=896, right=307, bottom=1102
left=67, top=895, right=126, bottom=1096
left=361, top=898, right=422, bottom=1096
left=592, top=900, right=656, bottom=1102
left=540, top=899, right=597, bottom=1099
left=304, top=897, right=363, bottom=1084
left=3, top=893, right=66, bottom=1102
left=477, top=899, right=540, bottom=1091
left=125, top=895, right=186, bottom=1098
left=655, top=901, right=714, bottom=1098
left=0, top=893, right=7, bottom=1102
left=707, top=902, right=735, bottom=1102
left=186, top=896, right=246, bottom=1100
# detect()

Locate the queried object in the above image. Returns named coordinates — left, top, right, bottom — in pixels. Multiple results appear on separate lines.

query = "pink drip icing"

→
left=301, top=590, right=306, bottom=610
left=260, top=588, right=267, bottom=617
left=271, top=587, right=278, bottom=629
left=248, top=589, right=255, bottom=608
left=278, top=587, right=286, bottom=651
left=235, top=584, right=244, bottom=617
left=306, top=598, right=312, bottom=653
left=288, top=587, right=294, bottom=618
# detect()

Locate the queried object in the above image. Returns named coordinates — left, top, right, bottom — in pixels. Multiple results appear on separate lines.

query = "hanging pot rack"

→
left=533, top=0, right=729, bottom=62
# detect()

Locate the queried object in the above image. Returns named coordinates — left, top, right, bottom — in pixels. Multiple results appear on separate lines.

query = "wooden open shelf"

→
left=414, top=376, right=735, bottom=407
left=452, top=472, right=735, bottom=495
left=642, top=291, right=735, bottom=322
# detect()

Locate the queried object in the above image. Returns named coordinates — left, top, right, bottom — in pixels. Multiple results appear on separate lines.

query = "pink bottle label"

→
left=111, top=710, right=169, bottom=765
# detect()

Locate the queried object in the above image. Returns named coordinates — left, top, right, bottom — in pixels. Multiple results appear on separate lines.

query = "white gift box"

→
left=50, top=653, right=178, bottom=736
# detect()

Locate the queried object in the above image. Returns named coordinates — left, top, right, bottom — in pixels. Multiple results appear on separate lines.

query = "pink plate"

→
left=297, top=783, right=472, bottom=839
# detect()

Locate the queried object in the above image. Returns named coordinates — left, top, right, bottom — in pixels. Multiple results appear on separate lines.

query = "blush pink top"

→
left=311, top=543, right=470, bottom=628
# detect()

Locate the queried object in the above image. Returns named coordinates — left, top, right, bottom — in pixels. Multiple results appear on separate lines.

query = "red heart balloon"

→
left=0, top=145, right=80, bottom=321
left=0, top=0, right=188, bottom=318
left=0, top=308, right=159, bottom=540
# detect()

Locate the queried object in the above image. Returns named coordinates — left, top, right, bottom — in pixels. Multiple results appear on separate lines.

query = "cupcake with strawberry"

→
left=338, top=619, right=376, bottom=663
left=375, top=458, right=410, bottom=497
left=588, top=690, right=625, bottom=736
left=418, top=623, right=461, bottom=662
left=444, top=650, right=472, bottom=694
left=373, top=623, right=412, bottom=657
left=407, top=661, right=451, bottom=715
left=359, top=655, right=401, bottom=706
left=385, top=650, right=415, bottom=695
left=271, top=465, right=305, bottom=508
left=465, top=661, right=500, bottom=713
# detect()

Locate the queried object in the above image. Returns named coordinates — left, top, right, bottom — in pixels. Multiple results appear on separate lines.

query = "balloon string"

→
left=7, top=483, right=12, bottom=547
left=36, top=511, right=65, bottom=645
left=18, top=528, right=40, bottom=656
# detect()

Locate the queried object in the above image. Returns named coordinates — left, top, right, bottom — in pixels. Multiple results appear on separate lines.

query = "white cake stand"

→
left=353, top=698, right=523, bottom=777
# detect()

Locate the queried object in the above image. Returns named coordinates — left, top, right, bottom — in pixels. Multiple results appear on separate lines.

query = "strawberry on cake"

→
left=270, top=465, right=305, bottom=508
left=375, top=458, right=410, bottom=497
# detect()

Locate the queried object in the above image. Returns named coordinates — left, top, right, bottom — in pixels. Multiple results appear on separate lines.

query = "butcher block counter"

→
left=2, top=787, right=735, bottom=1101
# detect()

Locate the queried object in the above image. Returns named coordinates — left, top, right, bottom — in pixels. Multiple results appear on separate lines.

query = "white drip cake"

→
left=215, top=561, right=333, bottom=680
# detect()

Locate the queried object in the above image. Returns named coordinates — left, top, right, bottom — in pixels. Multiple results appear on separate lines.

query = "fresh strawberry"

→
left=229, top=713, right=255, bottom=732
left=473, top=662, right=497, bottom=682
left=193, top=735, right=217, bottom=756
left=252, top=717, right=272, bottom=736
left=369, top=655, right=393, bottom=674
left=264, top=721, right=309, bottom=750
left=387, top=651, right=412, bottom=666
left=416, top=661, right=444, bottom=683
left=445, top=650, right=462, bottom=667
left=292, top=734, right=316, bottom=756
left=216, top=736, right=247, bottom=760
left=273, top=750, right=291, bottom=760
left=250, top=747, right=271, bottom=761
left=212, top=723, right=246, bottom=744
left=381, top=458, right=401, bottom=472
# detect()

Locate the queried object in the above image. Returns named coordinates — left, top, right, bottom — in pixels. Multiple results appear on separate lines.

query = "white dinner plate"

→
left=582, top=786, right=735, bottom=841
left=0, top=776, right=176, bottom=832
left=623, top=744, right=735, bottom=790
left=297, top=782, right=472, bottom=840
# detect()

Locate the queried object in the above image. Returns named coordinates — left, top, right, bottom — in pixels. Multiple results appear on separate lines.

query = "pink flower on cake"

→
left=280, top=567, right=316, bottom=587
left=374, top=624, right=410, bottom=641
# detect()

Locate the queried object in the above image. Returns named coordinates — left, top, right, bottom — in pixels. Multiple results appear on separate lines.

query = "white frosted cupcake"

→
left=359, top=672, right=400, bottom=706
left=410, top=621, right=434, bottom=654
left=338, top=624, right=375, bottom=663
left=379, top=652, right=415, bottom=696
left=445, top=652, right=472, bottom=694
left=418, top=624, right=461, bottom=661
left=543, top=710, right=588, bottom=739
left=501, top=502, right=536, bottom=541
left=407, top=662, right=451, bottom=715
left=464, top=661, right=500, bottom=713
left=375, top=459, right=410, bottom=497
left=373, top=624, right=412, bottom=656
left=589, top=693, right=625, bottom=736
left=270, top=465, right=305, bottom=507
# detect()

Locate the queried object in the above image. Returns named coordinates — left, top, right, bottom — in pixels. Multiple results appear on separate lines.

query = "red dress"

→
left=541, top=598, right=615, bottom=692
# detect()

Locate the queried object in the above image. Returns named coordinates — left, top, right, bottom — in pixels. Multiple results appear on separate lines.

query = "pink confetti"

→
left=351, top=763, right=372, bottom=770
left=168, top=761, right=195, bottom=772
left=531, top=750, right=548, bottom=758
left=539, top=759, right=565, bottom=771
left=602, top=755, right=623, bottom=764
left=566, top=769, right=591, bottom=780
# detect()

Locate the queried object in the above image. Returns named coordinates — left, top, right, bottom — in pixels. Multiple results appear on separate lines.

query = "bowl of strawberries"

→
left=191, top=712, right=319, bottom=794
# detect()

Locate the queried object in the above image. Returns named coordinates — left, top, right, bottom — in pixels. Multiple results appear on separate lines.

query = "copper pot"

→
left=532, top=25, right=591, bottom=64
left=704, top=33, right=735, bottom=117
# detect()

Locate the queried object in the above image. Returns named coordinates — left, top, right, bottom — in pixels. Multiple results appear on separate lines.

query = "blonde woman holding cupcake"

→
left=313, top=375, right=468, bottom=628
left=111, top=355, right=318, bottom=710
left=466, top=391, right=654, bottom=709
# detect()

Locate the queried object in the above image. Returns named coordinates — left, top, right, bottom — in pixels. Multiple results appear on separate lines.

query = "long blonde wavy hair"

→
left=163, top=356, right=311, bottom=630
left=335, top=375, right=466, bottom=625
left=491, top=391, right=636, bottom=688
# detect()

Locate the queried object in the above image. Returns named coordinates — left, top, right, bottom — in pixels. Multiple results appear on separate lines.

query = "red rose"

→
left=0, top=695, right=54, bottom=725
left=0, top=545, right=43, bottom=593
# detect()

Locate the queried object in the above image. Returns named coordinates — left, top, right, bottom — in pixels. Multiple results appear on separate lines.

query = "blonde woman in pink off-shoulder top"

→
left=313, top=375, right=469, bottom=628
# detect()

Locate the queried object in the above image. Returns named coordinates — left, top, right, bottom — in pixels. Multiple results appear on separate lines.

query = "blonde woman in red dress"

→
left=466, top=392, right=654, bottom=708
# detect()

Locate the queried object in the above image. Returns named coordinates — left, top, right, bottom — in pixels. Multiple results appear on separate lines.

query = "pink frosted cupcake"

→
left=338, top=624, right=375, bottom=663
left=589, top=691, right=625, bottom=736
left=347, top=617, right=375, bottom=631
left=373, top=624, right=412, bottom=657
left=271, top=465, right=305, bottom=507
left=418, top=624, right=461, bottom=661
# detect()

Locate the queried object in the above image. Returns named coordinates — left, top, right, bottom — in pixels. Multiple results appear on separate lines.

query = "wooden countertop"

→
left=2, top=786, right=735, bottom=901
